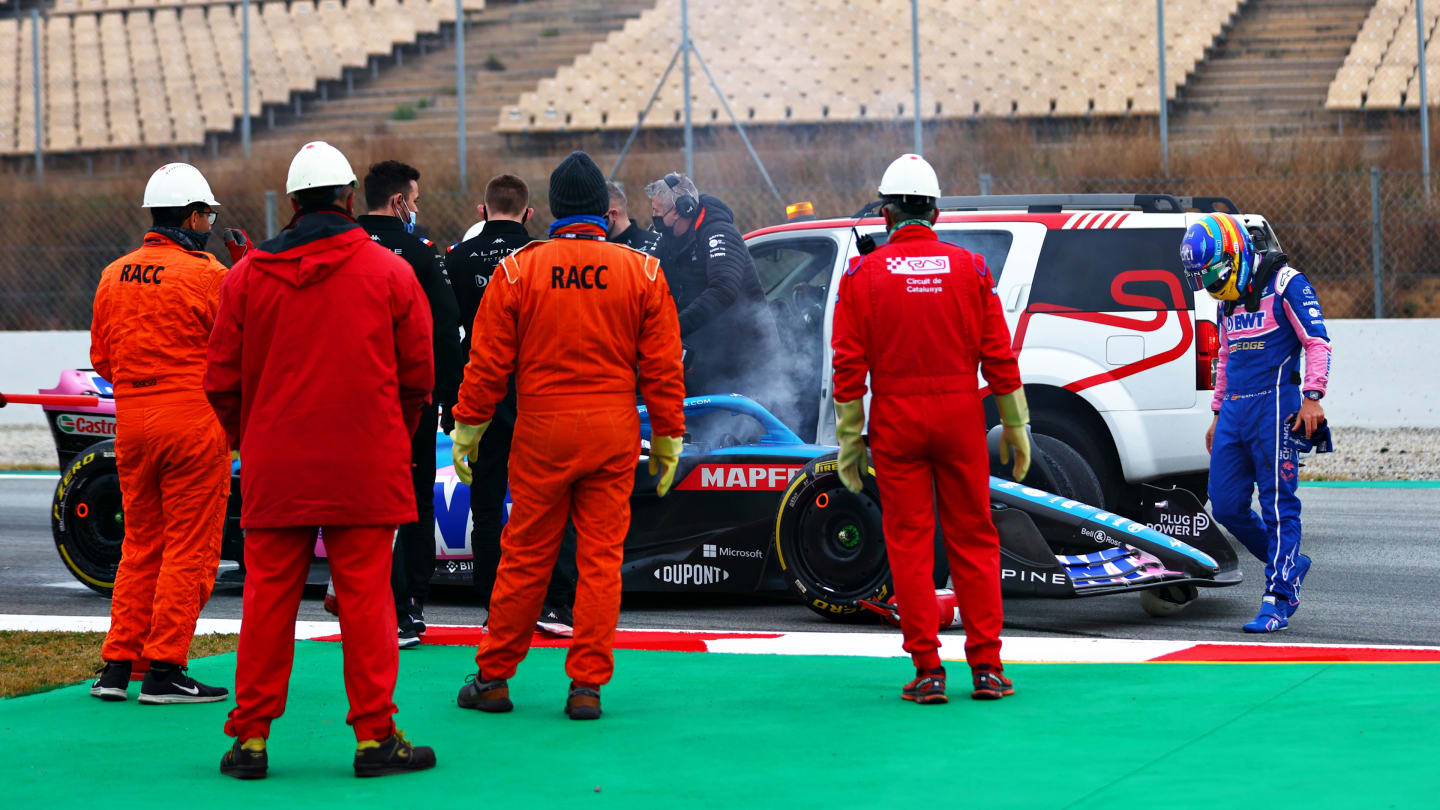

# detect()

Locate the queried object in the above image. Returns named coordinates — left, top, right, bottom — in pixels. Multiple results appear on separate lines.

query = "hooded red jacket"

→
left=205, top=210, right=434, bottom=529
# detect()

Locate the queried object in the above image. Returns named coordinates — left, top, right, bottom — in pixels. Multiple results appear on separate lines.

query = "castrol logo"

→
left=56, top=413, right=117, bottom=437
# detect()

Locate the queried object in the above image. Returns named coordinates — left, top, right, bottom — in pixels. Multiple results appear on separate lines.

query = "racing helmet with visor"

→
left=1180, top=213, right=1256, bottom=301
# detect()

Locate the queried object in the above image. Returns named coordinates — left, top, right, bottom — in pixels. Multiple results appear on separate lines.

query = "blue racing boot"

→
left=1243, top=595, right=1289, bottom=633
left=1282, top=554, right=1311, bottom=618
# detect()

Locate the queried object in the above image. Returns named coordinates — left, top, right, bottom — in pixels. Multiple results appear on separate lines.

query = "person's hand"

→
left=994, top=387, right=1031, bottom=481
left=450, top=420, right=490, bottom=485
left=999, top=424, right=1031, bottom=481
left=1206, top=414, right=1217, bottom=454
left=648, top=435, right=684, bottom=497
left=223, top=228, right=253, bottom=264
left=1296, top=398, right=1325, bottom=438
left=834, top=399, right=867, bottom=493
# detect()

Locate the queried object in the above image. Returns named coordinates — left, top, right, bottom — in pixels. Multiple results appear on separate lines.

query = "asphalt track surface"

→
left=2, top=475, right=1438, bottom=646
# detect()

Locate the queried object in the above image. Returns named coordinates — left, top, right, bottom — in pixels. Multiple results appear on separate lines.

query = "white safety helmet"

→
left=285, top=140, right=357, bottom=194
left=142, top=163, right=221, bottom=208
left=877, top=153, right=941, bottom=200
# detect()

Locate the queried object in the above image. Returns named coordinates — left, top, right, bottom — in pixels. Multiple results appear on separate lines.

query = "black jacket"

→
left=611, top=219, right=661, bottom=254
left=654, top=195, right=782, bottom=398
left=357, top=215, right=463, bottom=407
left=447, top=219, right=533, bottom=429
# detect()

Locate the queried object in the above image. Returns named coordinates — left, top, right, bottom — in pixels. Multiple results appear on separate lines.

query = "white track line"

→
left=4, top=615, right=1436, bottom=663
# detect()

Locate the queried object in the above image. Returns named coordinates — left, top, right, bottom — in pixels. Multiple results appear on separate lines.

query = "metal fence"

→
left=2, top=168, right=1438, bottom=330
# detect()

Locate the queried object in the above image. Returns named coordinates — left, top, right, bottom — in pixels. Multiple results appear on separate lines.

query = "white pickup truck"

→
left=744, top=193, right=1282, bottom=510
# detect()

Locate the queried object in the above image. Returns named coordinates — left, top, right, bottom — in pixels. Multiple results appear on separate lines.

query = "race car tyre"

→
left=1139, top=583, right=1200, bottom=618
left=775, top=452, right=893, bottom=622
left=1025, top=434, right=1106, bottom=510
left=51, top=440, right=122, bottom=596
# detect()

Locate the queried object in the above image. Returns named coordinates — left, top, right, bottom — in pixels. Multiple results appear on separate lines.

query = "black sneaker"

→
left=398, top=619, right=421, bottom=650
left=407, top=598, right=426, bottom=634
left=353, top=730, right=436, bottom=777
left=456, top=672, right=512, bottom=712
left=90, top=660, right=131, bottom=701
left=139, top=665, right=229, bottom=704
left=220, top=737, right=268, bottom=780
left=971, top=665, right=1015, bottom=700
left=901, top=667, right=948, bottom=705
left=536, top=603, right=574, bottom=638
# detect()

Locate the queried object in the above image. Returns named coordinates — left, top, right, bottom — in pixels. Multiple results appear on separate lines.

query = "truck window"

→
left=747, top=237, right=837, bottom=441
left=866, top=230, right=1013, bottom=281
left=1031, top=228, right=1194, bottom=311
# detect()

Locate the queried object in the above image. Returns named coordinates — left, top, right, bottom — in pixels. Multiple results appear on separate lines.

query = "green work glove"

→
left=649, top=435, right=684, bottom=497
left=450, top=420, right=491, bottom=486
left=834, top=398, right=867, bottom=494
left=995, top=387, right=1031, bottom=481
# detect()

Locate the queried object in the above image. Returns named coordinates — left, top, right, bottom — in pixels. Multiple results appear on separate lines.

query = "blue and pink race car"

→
left=33, top=369, right=1240, bottom=622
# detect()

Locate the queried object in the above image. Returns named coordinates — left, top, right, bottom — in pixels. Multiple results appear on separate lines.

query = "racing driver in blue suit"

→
left=1181, top=213, right=1332, bottom=633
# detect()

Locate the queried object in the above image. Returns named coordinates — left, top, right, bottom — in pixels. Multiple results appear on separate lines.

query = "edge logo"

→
left=653, top=564, right=730, bottom=585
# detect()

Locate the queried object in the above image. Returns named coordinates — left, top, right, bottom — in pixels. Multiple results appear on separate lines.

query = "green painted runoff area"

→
left=3, top=643, right=1436, bottom=809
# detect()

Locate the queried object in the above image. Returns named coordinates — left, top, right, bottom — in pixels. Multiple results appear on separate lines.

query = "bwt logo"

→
left=1227, top=311, right=1267, bottom=330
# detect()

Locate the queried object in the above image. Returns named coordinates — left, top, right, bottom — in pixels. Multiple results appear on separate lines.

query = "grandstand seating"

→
left=0, top=0, right=477, bottom=155
left=1327, top=0, right=1440, bottom=110
left=496, top=0, right=1242, bottom=133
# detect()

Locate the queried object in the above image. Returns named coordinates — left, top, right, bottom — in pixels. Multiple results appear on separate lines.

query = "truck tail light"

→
left=1196, top=319, right=1218, bottom=390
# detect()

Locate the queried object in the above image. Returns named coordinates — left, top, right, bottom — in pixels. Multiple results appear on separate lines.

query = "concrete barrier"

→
left=3, top=320, right=1438, bottom=427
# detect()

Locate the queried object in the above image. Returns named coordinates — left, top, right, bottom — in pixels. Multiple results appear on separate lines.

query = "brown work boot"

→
left=971, top=665, right=1015, bottom=700
left=564, top=682, right=601, bottom=720
left=456, top=671, right=512, bottom=712
left=901, top=666, right=948, bottom=705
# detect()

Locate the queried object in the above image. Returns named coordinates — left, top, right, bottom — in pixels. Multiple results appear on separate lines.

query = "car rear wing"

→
left=852, top=193, right=1240, bottom=218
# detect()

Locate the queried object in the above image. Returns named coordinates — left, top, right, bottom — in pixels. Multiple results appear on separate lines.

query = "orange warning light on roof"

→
left=786, top=201, right=816, bottom=221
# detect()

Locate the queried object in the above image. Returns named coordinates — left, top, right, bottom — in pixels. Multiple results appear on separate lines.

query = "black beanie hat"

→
left=548, top=151, right=608, bottom=219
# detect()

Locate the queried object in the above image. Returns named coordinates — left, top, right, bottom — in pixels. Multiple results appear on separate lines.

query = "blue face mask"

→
left=395, top=199, right=417, bottom=234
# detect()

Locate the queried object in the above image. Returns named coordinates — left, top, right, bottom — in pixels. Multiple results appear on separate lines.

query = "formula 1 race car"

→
left=33, top=371, right=1240, bottom=621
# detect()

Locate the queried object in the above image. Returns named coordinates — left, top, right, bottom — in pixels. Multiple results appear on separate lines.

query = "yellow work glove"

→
left=649, top=435, right=684, bottom=497
left=449, top=420, right=491, bottom=486
left=995, top=387, right=1031, bottom=481
left=834, top=398, right=867, bottom=494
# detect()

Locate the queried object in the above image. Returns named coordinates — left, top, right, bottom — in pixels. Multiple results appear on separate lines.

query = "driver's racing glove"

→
left=833, top=398, right=867, bottom=494
left=995, top=387, right=1031, bottom=481
left=649, top=435, right=684, bottom=497
left=450, top=420, right=491, bottom=485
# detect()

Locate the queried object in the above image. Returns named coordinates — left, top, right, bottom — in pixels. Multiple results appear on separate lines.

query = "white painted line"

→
left=41, top=581, right=92, bottom=590
left=0, top=614, right=339, bottom=639
left=0, top=472, right=58, bottom=480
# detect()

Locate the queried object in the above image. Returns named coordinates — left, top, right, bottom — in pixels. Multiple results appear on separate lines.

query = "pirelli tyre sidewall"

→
left=52, top=440, right=122, bottom=596
left=775, top=453, right=891, bottom=622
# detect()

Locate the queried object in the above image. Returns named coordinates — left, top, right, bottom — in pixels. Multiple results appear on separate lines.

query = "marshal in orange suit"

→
left=450, top=152, right=685, bottom=720
left=88, top=164, right=241, bottom=705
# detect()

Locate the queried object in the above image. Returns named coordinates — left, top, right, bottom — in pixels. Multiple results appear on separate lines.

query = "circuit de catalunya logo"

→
left=675, top=464, right=803, bottom=491
left=55, top=414, right=116, bottom=437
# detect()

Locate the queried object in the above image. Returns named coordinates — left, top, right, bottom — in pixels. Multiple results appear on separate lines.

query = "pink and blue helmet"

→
left=1180, top=213, right=1256, bottom=301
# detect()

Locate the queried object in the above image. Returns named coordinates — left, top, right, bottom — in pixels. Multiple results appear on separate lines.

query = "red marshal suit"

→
left=830, top=224, right=1022, bottom=672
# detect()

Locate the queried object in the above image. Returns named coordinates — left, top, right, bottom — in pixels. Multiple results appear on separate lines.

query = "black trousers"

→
left=468, top=420, right=577, bottom=610
left=392, top=404, right=439, bottom=618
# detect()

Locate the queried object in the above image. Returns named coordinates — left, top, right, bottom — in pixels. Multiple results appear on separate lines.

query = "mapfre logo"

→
left=675, top=464, right=802, bottom=491
left=56, top=413, right=117, bottom=437
left=886, top=256, right=951, bottom=275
